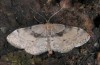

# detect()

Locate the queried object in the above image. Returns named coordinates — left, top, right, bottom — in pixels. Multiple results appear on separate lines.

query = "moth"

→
left=6, top=7, right=90, bottom=55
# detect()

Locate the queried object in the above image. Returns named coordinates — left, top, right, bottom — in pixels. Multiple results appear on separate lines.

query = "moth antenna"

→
left=47, top=7, right=63, bottom=23
left=34, top=16, right=40, bottom=23
left=30, top=7, right=47, bottom=22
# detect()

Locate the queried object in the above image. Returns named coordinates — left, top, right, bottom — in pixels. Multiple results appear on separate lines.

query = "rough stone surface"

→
left=0, top=0, right=100, bottom=65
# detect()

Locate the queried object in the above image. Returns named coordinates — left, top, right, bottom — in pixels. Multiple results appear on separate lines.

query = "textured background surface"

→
left=0, top=0, right=100, bottom=65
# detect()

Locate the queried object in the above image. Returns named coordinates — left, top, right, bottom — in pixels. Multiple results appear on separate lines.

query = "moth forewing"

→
left=6, top=28, right=37, bottom=49
left=50, top=27, right=90, bottom=53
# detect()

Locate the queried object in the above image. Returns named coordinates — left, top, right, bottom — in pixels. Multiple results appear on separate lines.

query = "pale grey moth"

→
left=7, top=23, right=90, bottom=55
left=6, top=6, right=90, bottom=55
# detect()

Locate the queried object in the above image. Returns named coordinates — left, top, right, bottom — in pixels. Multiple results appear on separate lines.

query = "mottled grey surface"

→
left=0, top=0, right=100, bottom=65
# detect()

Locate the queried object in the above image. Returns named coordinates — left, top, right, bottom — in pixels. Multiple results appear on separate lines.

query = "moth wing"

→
left=7, top=27, right=48, bottom=55
left=7, top=28, right=32, bottom=49
left=31, top=24, right=46, bottom=35
left=51, top=24, right=65, bottom=34
left=25, top=38, right=48, bottom=55
left=50, top=27, right=90, bottom=53
left=31, top=24, right=65, bottom=36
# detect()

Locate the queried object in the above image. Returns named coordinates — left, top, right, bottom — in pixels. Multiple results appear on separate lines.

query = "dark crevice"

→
left=78, top=0, right=92, bottom=4
left=55, top=0, right=61, bottom=3
left=72, top=0, right=96, bottom=4
left=93, top=15, right=100, bottom=28
left=50, top=0, right=61, bottom=5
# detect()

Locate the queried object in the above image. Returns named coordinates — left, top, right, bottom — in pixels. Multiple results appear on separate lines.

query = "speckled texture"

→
left=0, top=0, right=100, bottom=65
